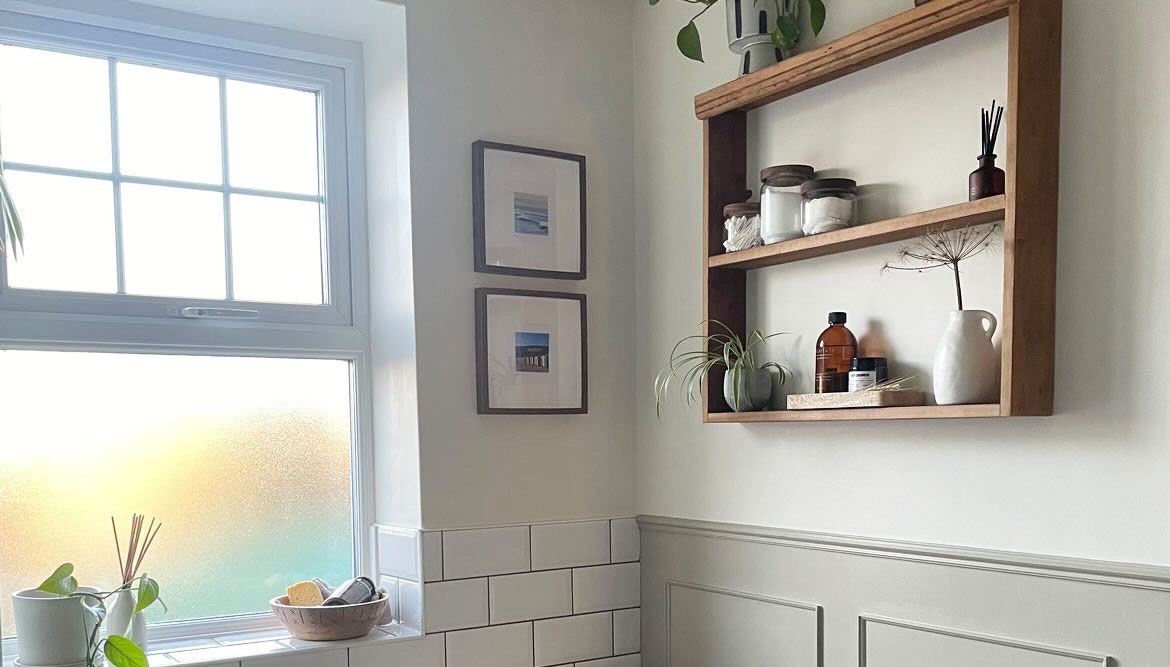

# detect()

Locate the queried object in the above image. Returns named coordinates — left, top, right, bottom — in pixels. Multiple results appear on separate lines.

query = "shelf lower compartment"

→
left=705, top=404, right=1002, bottom=423
left=709, top=196, right=1006, bottom=271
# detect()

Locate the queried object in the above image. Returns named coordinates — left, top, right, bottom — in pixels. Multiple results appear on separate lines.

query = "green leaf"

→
left=104, top=636, right=149, bottom=667
left=135, top=578, right=160, bottom=615
left=772, top=15, right=800, bottom=48
left=807, top=0, right=827, bottom=35
left=676, top=21, right=704, bottom=62
left=37, top=563, right=78, bottom=596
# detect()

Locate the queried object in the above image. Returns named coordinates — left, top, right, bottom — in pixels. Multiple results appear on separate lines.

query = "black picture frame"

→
left=472, top=141, right=587, bottom=280
left=475, top=288, right=588, bottom=415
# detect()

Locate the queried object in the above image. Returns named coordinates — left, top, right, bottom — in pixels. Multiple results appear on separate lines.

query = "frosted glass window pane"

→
left=3, top=171, right=117, bottom=293
left=0, top=45, right=112, bottom=171
left=117, top=63, right=222, bottom=184
left=121, top=184, right=225, bottom=299
left=226, top=80, right=319, bottom=195
left=231, top=195, right=324, bottom=305
left=0, top=351, right=354, bottom=638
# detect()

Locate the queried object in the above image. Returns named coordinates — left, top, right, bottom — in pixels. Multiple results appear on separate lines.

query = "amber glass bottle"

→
left=969, top=153, right=1006, bottom=201
left=815, top=312, right=857, bottom=393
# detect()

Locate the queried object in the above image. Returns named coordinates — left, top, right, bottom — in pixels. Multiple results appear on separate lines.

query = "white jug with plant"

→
left=884, top=224, right=1000, bottom=405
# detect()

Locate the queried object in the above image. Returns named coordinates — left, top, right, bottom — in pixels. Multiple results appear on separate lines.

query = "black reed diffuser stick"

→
left=970, top=100, right=1006, bottom=201
left=981, top=99, right=1004, bottom=158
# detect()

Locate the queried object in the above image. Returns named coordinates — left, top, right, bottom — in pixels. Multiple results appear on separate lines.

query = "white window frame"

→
left=0, top=4, right=355, bottom=327
left=0, top=0, right=374, bottom=644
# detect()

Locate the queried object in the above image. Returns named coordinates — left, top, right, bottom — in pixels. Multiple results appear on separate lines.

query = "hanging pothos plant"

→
left=651, top=0, right=828, bottom=63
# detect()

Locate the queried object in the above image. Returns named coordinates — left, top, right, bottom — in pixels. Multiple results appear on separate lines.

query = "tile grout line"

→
left=441, top=607, right=641, bottom=638
left=437, top=560, right=637, bottom=585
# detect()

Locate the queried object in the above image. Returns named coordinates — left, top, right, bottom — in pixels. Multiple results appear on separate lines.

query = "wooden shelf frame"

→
left=706, top=404, right=1002, bottom=423
left=699, top=0, right=1061, bottom=423
left=709, top=196, right=1005, bottom=270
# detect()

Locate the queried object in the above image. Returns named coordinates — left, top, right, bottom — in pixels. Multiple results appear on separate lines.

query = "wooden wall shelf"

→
left=695, top=0, right=1012, bottom=119
left=707, top=404, right=1002, bottom=423
left=709, top=196, right=1005, bottom=270
left=699, top=0, right=1061, bottom=423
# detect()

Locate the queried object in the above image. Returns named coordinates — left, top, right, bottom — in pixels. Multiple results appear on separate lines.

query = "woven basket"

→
left=270, top=593, right=390, bottom=641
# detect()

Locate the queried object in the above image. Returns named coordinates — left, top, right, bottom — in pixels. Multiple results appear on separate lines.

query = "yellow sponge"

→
left=287, top=581, right=324, bottom=606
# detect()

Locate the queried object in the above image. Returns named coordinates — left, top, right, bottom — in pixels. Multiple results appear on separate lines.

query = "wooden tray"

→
left=787, top=390, right=925, bottom=410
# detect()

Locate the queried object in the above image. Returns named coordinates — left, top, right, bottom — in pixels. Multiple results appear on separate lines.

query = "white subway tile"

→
left=349, top=634, right=445, bottom=667
left=534, top=612, right=612, bottom=666
left=446, top=622, right=535, bottom=667
left=573, top=563, right=640, bottom=613
left=613, top=608, right=640, bottom=655
left=422, top=530, right=444, bottom=582
left=444, top=526, right=531, bottom=579
left=531, top=521, right=610, bottom=570
left=377, top=526, right=420, bottom=581
left=425, top=578, right=488, bottom=632
left=398, top=579, right=423, bottom=632
left=490, top=569, right=573, bottom=624
left=243, top=649, right=346, bottom=667
left=576, top=655, right=641, bottom=667
left=609, top=519, right=639, bottom=563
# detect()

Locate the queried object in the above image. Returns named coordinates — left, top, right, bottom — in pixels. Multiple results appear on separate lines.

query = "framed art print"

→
left=475, top=288, right=587, bottom=414
left=473, top=141, right=586, bottom=280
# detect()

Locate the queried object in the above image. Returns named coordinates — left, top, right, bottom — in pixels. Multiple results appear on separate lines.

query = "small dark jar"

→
left=969, top=153, right=1006, bottom=201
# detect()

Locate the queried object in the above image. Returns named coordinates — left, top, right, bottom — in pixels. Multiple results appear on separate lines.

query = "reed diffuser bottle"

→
left=970, top=100, right=1006, bottom=201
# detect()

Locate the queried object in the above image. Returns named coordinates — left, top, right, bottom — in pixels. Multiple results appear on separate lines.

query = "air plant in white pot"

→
left=654, top=319, right=789, bottom=414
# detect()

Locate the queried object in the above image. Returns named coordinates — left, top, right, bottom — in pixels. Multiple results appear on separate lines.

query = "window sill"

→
left=2, top=624, right=421, bottom=667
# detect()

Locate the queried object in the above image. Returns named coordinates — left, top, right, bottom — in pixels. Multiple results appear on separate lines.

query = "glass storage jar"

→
left=760, top=164, right=813, bottom=244
left=801, top=178, right=857, bottom=235
left=722, top=202, right=762, bottom=253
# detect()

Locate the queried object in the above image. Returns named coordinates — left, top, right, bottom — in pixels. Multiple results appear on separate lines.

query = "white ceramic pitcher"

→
left=933, top=310, right=998, bottom=405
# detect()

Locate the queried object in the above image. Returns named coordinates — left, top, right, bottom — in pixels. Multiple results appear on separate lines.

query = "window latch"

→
left=180, top=306, right=261, bottom=320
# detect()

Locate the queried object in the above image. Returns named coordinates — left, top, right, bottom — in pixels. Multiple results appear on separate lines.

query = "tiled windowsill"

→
left=3, top=624, right=421, bottom=667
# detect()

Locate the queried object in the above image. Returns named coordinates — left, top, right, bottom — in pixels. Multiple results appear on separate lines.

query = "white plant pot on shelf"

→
left=723, top=367, right=774, bottom=412
left=725, top=0, right=787, bottom=75
left=12, top=587, right=98, bottom=666
left=933, top=309, right=999, bottom=405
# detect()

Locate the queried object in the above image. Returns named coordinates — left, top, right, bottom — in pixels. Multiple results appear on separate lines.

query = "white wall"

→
left=634, top=0, right=1170, bottom=565
left=120, top=0, right=640, bottom=531
left=403, top=0, right=637, bottom=529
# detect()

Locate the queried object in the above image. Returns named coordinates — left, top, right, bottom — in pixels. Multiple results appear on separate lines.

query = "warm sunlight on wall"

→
left=0, top=351, right=354, bottom=637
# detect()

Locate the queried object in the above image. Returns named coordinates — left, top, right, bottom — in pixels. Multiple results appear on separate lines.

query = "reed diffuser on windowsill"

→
left=970, top=100, right=1006, bottom=201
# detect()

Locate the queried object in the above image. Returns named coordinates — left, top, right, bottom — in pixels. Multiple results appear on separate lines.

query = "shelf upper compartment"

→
left=706, top=404, right=1002, bottom=423
left=709, top=196, right=1005, bottom=270
left=694, top=0, right=1012, bottom=120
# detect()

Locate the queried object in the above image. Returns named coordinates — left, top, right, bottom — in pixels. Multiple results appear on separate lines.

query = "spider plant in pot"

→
left=655, top=320, right=788, bottom=414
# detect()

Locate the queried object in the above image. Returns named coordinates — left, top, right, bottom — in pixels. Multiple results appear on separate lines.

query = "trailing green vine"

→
left=36, top=563, right=163, bottom=667
left=650, top=0, right=827, bottom=63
